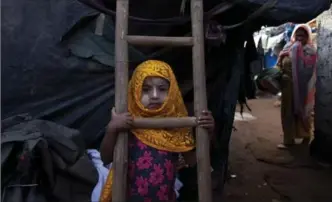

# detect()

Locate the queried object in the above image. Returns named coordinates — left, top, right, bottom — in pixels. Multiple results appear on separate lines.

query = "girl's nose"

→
left=151, top=88, right=159, bottom=99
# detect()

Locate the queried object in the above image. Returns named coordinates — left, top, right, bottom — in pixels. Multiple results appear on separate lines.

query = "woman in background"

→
left=277, top=24, right=317, bottom=149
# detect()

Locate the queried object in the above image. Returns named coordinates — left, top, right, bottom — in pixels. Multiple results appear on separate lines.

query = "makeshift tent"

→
left=2, top=0, right=331, bottom=201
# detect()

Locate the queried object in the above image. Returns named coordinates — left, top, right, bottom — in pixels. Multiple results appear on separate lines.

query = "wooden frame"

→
left=113, top=0, right=212, bottom=201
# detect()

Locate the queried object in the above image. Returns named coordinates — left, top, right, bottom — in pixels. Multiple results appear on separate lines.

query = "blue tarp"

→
left=264, top=50, right=278, bottom=69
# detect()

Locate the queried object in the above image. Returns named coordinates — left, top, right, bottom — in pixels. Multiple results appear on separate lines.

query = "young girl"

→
left=99, top=60, right=215, bottom=202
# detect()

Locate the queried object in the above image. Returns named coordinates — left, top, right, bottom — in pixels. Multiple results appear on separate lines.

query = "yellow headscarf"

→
left=99, top=60, right=194, bottom=202
left=129, top=59, right=195, bottom=152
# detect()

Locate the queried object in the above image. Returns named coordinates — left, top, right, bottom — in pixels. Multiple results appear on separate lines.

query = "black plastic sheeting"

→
left=79, top=0, right=331, bottom=29
left=65, top=14, right=147, bottom=67
left=1, top=0, right=114, bottom=147
left=1, top=120, right=98, bottom=202
left=240, top=0, right=331, bottom=25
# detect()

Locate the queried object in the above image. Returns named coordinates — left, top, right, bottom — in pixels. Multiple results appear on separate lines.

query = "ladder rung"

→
left=133, top=117, right=197, bottom=129
left=126, top=35, right=193, bottom=46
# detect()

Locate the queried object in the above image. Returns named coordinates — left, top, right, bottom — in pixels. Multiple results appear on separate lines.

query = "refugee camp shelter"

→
left=1, top=0, right=331, bottom=201
left=311, top=5, right=332, bottom=165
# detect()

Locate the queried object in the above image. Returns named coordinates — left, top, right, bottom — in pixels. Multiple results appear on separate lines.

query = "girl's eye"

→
left=142, top=87, right=150, bottom=93
left=159, top=87, right=168, bottom=92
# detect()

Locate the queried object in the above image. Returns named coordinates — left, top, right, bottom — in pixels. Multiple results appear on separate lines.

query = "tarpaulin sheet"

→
left=1, top=0, right=120, bottom=147
left=79, top=0, right=330, bottom=29
left=241, top=0, right=331, bottom=24
left=66, top=14, right=146, bottom=67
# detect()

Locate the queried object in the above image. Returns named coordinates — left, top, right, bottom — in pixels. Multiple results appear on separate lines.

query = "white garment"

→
left=253, top=27, right=286, bottom=54
left=87, top=149, right=183, bottom=202
left=266, top=32, right=285, bottom=53
left=87, top=149, right=111, bottom=202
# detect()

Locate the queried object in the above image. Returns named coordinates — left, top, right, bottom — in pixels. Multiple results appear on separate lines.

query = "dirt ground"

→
left=219, top=98, right=332, bottom=202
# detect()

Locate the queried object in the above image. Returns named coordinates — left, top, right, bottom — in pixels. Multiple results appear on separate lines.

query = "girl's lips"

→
left=148, top=103, right=161, bottom=109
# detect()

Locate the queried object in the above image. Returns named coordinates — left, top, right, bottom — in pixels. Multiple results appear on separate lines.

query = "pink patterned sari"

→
left=278, top=24, right=317, bottom=127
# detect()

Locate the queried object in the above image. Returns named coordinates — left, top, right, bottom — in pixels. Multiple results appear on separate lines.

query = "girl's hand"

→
left=107, top=108, right=133, bottom=133
left=197, top=110, right=215, bottom=135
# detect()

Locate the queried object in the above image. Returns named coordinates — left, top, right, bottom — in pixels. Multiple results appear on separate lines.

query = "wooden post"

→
left=191, top=0, right=213, bottom=202
left=112, top=0, right=129, bottom=201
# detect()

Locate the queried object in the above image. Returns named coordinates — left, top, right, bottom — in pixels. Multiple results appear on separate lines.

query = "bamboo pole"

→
left=191, top=0, right=213, bottom=201
left=112, top=0, right=129, bottom=201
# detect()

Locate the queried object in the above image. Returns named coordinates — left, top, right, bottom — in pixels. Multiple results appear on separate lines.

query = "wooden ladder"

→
left=112, top=0, right=212, bottom=202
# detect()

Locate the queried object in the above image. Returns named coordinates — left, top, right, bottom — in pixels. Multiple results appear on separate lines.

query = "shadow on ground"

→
left=219, top=98, right=332, bottom=202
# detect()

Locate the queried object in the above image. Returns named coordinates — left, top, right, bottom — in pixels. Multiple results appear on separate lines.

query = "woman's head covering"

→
left=290, top=24, right=313, bottom=44
left=128, top=60, right=195, bottom=152
left=278, top=23, right=314, bottom=60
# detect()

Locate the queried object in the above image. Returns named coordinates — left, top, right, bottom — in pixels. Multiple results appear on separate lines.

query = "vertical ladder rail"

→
left=191, top=0, right=213, bottom=202
left=112, top=0, right=129, bottom=201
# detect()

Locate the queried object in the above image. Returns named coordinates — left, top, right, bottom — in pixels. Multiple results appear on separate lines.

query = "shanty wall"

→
left=315, top=5, right=332, bottom=143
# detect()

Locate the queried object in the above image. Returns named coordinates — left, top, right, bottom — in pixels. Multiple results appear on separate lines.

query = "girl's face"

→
left=141, top=77, right=170, bottom=110
left=295, top=28, right=309, bottom=45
